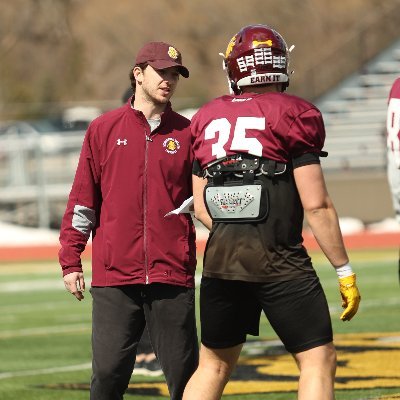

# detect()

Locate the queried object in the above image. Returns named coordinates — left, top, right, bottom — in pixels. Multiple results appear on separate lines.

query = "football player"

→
left=386, top=77, right=400, bottom=283
left=183, top=24, right=361, bottom=400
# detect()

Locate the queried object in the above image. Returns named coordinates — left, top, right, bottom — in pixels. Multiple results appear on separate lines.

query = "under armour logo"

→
left=117, top=138, right=128, bottom=146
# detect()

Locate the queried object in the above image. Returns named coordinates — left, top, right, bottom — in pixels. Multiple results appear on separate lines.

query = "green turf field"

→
left=0, top=248, right=399, bottom=400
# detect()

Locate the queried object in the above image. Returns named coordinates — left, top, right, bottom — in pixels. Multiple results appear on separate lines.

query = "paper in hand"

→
left=164, top=196, right=194, bottom=217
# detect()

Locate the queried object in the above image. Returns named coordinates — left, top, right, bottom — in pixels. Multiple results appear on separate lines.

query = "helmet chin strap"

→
left=232, top=84, right=241, bottom=95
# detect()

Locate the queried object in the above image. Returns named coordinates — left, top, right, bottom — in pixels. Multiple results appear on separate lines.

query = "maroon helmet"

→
left=224, top=24, right=291, bottom=94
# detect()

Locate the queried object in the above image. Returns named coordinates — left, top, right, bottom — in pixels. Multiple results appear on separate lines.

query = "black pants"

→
left=136, top=328, right=153, bottom=355
left=90, top=284, right=198, bottom=400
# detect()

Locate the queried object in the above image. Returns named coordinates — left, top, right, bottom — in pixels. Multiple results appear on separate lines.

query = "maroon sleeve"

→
left=286, top=108, right=326, bottom=159
left=58, top=126, right=102, bottom=276
left=389, top=78, right=400, bottom=101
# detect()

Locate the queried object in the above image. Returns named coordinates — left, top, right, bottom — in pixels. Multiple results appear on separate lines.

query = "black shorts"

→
left=200, top=276, right=333, bottom=354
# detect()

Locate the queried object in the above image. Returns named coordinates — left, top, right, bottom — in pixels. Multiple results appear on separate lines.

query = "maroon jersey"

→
left=191, top=92, right=325, bottom=169
left=191, top=91, right=326, bottom=282
left=387, top=77, right=400, bottom=165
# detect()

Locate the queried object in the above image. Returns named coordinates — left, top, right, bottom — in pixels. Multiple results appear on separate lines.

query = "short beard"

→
left=142, top=86, right=171, bottom=106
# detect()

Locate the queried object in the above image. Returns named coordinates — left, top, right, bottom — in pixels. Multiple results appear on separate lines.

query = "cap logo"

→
left=168, top=46, right=179, bottom=60
left=253, top=39, right=273, bottom=47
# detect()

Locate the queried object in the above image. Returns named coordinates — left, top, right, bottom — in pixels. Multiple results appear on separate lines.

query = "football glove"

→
left=339, top=274, right=361, bottom=321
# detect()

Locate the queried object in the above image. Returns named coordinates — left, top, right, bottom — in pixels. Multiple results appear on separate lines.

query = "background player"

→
left=386, top=76, right=400, bottom=282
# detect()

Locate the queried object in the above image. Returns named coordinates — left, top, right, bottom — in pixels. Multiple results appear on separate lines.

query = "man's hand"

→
left=64, top=272, right=86, bottom=301
left=339, top=274, right=361, bottom=321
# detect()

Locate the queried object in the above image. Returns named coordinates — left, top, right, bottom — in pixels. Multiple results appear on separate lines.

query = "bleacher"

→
left=317, top=39, right=400, bottom=173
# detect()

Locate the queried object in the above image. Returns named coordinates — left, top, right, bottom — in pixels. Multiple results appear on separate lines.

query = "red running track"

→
left=0, top=231, right=398, bottom=262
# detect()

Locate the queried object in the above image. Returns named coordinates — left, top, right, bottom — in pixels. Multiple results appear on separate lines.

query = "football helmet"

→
left=223, top=24, right=291, bottom=94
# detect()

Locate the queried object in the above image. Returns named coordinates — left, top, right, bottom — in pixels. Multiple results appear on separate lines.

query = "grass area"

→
left=0, top=249, right=399, bottom=400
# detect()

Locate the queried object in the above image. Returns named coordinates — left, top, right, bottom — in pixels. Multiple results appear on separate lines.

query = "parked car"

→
left=0, top=106, right=102, bottom=154
left=0, top=106, right=102, bottom=136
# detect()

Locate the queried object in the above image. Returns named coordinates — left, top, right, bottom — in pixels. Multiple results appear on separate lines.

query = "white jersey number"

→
left=204, top=117, right=265, bottom=159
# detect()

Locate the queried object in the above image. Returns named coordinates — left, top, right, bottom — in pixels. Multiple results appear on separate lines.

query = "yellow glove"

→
left=339, top=274, right=361, bottom=321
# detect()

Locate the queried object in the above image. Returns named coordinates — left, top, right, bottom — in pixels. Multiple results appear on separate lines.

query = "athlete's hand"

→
left=339, top=274, right=360, bottom=321
left=64, top=272, right=85, bottom=301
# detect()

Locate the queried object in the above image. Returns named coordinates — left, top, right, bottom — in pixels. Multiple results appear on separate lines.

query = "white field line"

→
left=0, top=279, right=64, bottom=292
left=321, top=275, right=397, bottom=288
left=0, top=301, right=73, bottom=313
left=0, top=323, right=90, bottom=339
left=328, top=297, right=400, bottom=314
left=2, top=272, right=197, bottom=292
left=1, top=263, right=394, bottom=293
left=1, top=274, right=395, bottom=293
left=0, top=362, right=92, bottom=380
left=0, top=297, right=397, bottom=340
left=0, top=301, right=398, bottom=380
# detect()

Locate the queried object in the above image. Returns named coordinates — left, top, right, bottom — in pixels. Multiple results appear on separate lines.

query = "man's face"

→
left=135, top=65, right=180, bottom=105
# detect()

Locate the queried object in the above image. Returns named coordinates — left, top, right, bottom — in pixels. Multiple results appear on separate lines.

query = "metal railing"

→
left=0, top=133, right=83, bottom=228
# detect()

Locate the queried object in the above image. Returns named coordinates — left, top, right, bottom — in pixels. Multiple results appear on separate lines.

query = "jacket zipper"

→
left=143, top=117, right=158, bottom=284
left=144, top=132, right=151, bottom=284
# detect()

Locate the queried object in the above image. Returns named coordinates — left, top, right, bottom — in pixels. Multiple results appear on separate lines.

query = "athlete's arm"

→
left=294, top=163, right=348, bottom=267
left=192, top=174, right=212, bottom=230
left=294, top=163, right=360, bottom=321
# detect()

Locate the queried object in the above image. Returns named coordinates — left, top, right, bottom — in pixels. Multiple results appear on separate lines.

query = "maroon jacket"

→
left=59, top=101, right=196, bottom=287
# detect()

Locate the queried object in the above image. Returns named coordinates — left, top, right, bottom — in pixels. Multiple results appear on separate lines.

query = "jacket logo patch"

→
left=163, top=138, right=180, bottom=154
left=117, top=138, right=128, bottom=146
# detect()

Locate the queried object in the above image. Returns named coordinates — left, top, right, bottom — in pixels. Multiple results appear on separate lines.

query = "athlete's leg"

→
left=257, top=277, right=335, bottom=400
left=387, top=150, right=400, bottom=224
left=293, top=342, right=337, bottom=400
left=182, top=343, right=243, bottom=400
left=183, top=278, right=258, bottom=400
